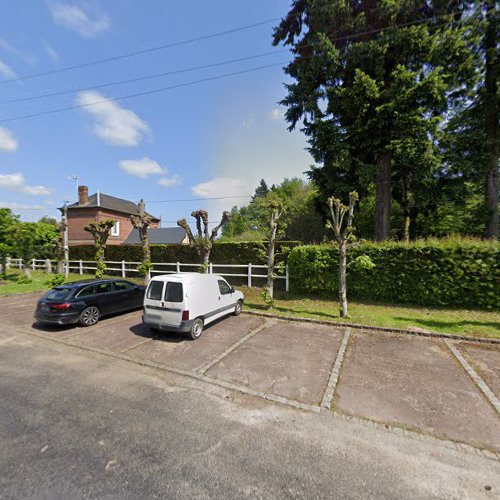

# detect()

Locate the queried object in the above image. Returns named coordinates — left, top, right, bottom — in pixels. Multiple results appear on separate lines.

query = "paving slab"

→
left=127, top=315, right=266, bottom=371
left=66, top=313, right=145, bottom=352
left=459, top=342, right=500, bottom=399
left=336, top=331, right=500, bottom=450
left=206, top=320, right=344, bottom=405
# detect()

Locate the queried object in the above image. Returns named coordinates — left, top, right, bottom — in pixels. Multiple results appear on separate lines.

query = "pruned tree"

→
left=261, top=193, right=287, bottom=307
left=130, top=199, right=153, bottom=283
left=327, top=192, right=374, bottom=318
left=57, top=219, right=67, bottom=274
left=177, top=210, right=230, bottom=272
left=84, top=220, right=115, bottom=278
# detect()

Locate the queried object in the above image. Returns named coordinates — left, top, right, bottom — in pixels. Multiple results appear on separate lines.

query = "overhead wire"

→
left=0, top=17, right=281, bottom=85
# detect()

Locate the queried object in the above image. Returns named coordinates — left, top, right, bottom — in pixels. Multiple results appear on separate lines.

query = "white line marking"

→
left=321, top=328, right=352, bottom=410
left=196, top=318, right=276, bottom=374
left=445, top=340, right=500, bottom=414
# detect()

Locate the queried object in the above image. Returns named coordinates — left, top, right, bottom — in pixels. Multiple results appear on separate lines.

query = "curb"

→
left=242, top=310, right=500, bottom=345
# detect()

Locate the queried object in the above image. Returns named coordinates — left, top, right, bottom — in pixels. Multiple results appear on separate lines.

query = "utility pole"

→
left=63, top=203, right=69, bottom=279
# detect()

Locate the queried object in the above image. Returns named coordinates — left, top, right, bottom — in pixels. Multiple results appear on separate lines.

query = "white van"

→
left=142, top=273, right=244, bottom=340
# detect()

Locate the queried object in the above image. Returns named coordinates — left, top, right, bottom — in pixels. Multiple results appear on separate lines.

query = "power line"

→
left=0, top=12, right=463, bottom=124
left=0, top=50, right=287, bottom=105
left=0, top=62, right=286, bottom=124
left=0, top=17, right=280, bottom=85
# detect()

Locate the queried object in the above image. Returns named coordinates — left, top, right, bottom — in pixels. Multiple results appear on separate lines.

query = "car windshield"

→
left=44, top=288, right=72, bottom=301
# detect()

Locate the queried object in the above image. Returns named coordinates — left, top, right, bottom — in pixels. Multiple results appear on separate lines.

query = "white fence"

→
left=6, top=257, right=289, bottom=291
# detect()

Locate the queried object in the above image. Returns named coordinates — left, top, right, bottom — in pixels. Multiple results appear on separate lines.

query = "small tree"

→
left=177, top=210, right=230, bottom=272
left=326, top=192, right=374, bottom=318
left=260, top=193, right=287, bottom=307
left=130, top=199, right=153, bottom=283
left=56, top=219, right=67, bottom=274
left=84, top=220, right=115, bottom=278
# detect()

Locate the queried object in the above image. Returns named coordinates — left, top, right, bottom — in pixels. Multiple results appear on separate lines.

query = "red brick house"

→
left=63, top=186, right=161, bottom=246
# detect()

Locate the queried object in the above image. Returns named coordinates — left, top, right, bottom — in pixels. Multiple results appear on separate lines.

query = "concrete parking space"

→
left=205, top=320, right=344, bottom=405
left=459, top=342, right=500, bottom=397
left=126, top=315, right=266, bottom=371
left=2, top=292, right=499, bottom=452
left=335, top=331, right=500, bottom=450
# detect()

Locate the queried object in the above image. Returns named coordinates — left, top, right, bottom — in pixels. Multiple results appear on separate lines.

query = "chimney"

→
left=78, top=185, right=88, bottom=205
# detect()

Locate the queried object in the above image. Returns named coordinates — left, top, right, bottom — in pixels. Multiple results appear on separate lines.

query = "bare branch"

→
left=210, top=211, right=231, bottom=241
left=177, top=218, right=196, bottom=245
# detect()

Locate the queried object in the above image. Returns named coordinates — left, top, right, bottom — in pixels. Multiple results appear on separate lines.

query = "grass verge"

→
left=241, top=287, right=500, bottom=340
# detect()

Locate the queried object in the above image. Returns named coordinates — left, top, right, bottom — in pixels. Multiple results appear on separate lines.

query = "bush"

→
left=288, top=238, right=500, bottom=310
left=50, top=274, right=65, bottom=287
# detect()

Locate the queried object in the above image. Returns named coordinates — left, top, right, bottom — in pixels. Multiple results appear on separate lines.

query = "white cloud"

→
left=42, top=40, right=60, bottom=63
left=0, top=58, right=16, bottom=79
left=0, top=173, right=51, bottom=196
left=49, top=2, right=110, bottom=38
left=269, top=108, right=285, bottom=120
left=76, top=90, right=150, bottom=146
left=191, top=177, right=253, bottom=198
left=158, top=175, right=182, bottom=188
left=0, top=127, right=18, bottom=152
left=119, top=157, right=165, bottom=178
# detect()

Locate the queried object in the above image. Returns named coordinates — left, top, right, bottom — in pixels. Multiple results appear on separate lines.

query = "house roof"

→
left=124, top=227, right=187, bottom=245
left=67, top=192, right=159, bottom=220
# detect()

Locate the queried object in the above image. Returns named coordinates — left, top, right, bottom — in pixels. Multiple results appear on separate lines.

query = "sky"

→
left=0, top=0, right=312, bottom=227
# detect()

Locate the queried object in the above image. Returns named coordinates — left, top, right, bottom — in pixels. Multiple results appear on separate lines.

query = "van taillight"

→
left=182, top=310, right=189, bottom=321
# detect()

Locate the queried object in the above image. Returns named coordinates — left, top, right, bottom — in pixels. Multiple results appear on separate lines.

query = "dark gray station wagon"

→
left=35, top=279, right=145, bottom=326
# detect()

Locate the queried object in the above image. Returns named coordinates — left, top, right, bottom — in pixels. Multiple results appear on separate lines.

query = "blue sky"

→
left=0, top=0, right=311, bottom=226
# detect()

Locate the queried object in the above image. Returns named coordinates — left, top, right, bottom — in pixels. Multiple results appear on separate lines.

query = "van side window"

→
left=147, top=281, right=164, bottom=300
left=165, top=282, right=183, bottom=302
left=218, top=280, right=232, bottom=295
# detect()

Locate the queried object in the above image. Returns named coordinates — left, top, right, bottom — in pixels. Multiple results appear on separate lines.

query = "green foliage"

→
left=199, top=262, right=209, bottom=274
left=69, top=242, right=302, bottom=265
left=50, top=274, right=66, bottom=287
left=222, top=178, right=327, bottom=243
left=137, top=260, right=152, bottom=278
left=16, top=274, right=32, bottom=284
left=261, top=287, right=274, bottom=309
left=289, top=239, right=500, bottom=309
left=9, top=222, right=58, bottom=261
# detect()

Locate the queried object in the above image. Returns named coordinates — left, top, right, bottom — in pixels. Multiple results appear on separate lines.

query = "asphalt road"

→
left=1, top=328, right=499, bottom=499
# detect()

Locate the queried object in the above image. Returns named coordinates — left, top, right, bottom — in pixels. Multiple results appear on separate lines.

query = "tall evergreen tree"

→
left=273, top=0, right=477, bottom=240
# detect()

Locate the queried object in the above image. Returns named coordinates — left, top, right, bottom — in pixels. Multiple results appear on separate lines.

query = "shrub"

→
left=50, top=274, right=65, bottom=287
left=288, top=238, right=500, bottom=310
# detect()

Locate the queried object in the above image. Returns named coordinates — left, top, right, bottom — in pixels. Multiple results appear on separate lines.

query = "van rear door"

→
left=144, top=280, right=165, bottom=325
left=160, top=280, right=185, bottom=327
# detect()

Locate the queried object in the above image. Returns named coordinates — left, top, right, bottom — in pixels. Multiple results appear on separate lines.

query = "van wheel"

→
left=233, top=300, right=243, bottom=316
left=189, top=318, right=204, bottom=340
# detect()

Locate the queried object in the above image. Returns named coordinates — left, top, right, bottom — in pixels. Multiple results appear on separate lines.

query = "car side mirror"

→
left=230, top=287, right=235, bottom=294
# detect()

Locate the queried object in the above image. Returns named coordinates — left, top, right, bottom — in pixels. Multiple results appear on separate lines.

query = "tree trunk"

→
left=200, top=252, right=210, bottom=273
left=375, top=152, right=392, bottom=241
left=267, top=218, right=277, bottom=300
left=1, top=255, right=6, bottom=279
left=23, top=261, right=32, bottom=279
left=338, top=241, right=348, bottom=318
left=484, top=0, right=499, bottom=239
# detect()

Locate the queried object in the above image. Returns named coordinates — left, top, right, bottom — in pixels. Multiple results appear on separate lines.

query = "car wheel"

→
left=233, top=300, right=243, bottom=316
left=188, top=318, right=204, bottom=340
left=79, top=306, right=100, bottom=327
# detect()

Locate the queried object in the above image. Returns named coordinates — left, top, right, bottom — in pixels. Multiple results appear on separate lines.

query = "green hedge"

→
left=69, top=241, right=301, bottom=265
left=288, top=240, right=500, bottom=309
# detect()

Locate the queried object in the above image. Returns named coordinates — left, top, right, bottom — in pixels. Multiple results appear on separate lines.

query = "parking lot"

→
left=2, top=292, right=499, bottom=452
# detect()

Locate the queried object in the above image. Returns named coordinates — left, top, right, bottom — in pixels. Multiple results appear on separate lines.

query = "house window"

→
left=111, top=221, right=120, bottom=236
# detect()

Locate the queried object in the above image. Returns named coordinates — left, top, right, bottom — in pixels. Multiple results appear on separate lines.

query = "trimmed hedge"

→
left=69, top=241, right=301, bottom=265
left=288, top=240, right=500, bottom=310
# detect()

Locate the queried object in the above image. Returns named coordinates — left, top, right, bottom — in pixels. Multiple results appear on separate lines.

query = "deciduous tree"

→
left=177, top=210, right=230, bottom=272
left=84, top=220, right=115, bottom=278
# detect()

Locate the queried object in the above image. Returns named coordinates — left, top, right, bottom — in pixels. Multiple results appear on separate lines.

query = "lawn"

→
left=0, top=270, right=146, bottom=296
left=241, top=287, right=500, bottom=340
